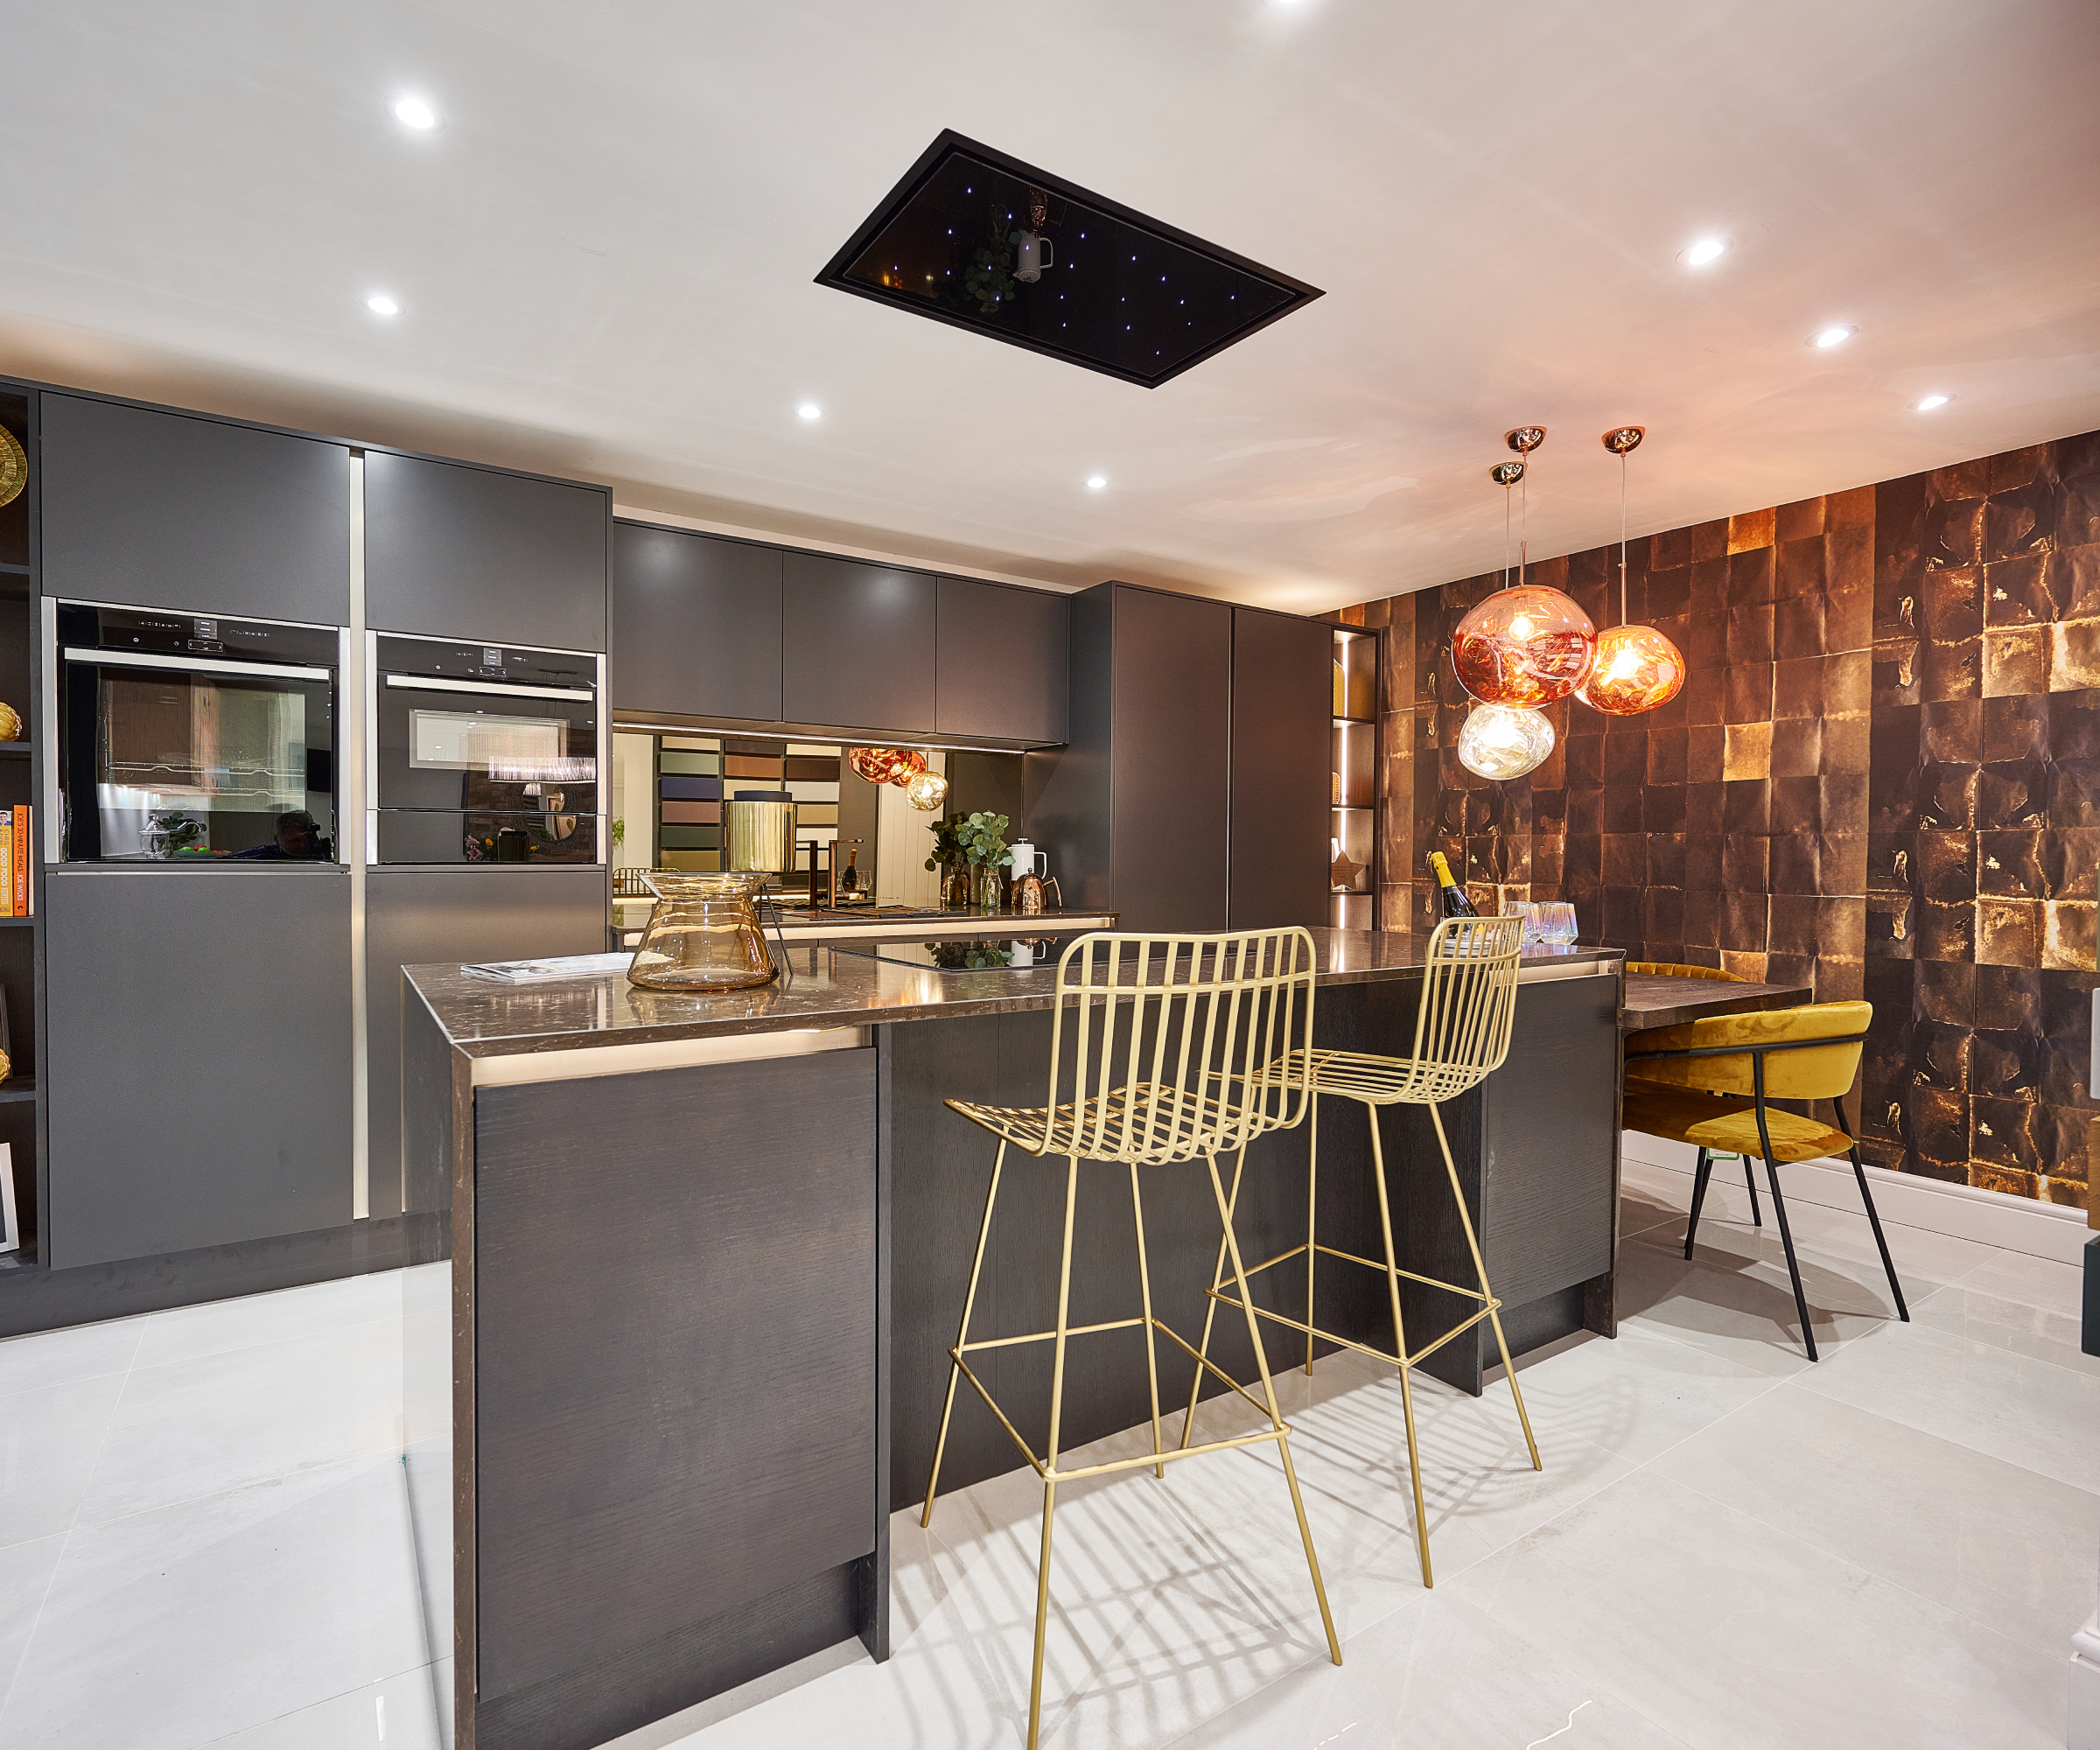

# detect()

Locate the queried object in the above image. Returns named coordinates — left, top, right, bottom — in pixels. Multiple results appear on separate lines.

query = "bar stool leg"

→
left=1304, top=1092, right=1320, bottom=1376
left=1427, top=1102, right=1541, bottom=1472
left=1027, top=1154, right=1083, bottom=1750
left=1365, top=1100, right=1433, bottom=1589
left=923, top=1139, right=1007, bottom=1528
left=1179, top=1148, right=1247, bottom=1452
left=1206, top=1152, right=1342, bottom=1667
left=1128, top=1163, right=1166, bottom=1480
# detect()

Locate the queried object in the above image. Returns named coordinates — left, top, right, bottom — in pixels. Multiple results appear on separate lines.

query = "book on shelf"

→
left=12, top=806, right=25, bottom=918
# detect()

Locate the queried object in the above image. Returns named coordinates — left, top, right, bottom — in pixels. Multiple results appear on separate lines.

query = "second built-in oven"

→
left=370, top=634, right=604, bottom=865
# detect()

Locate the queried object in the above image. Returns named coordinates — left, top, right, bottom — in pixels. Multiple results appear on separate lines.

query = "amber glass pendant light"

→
left=1578, top=427, right=1685, bottom=716
left=847, top=746, right=928, bottom=787
left=1452, top=429, right=1598, bottom=711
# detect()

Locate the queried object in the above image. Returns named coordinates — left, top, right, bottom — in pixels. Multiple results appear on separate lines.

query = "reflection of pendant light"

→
left=1455, top=434, right=1558, bottom=780
left=846, top=746, right=928, bottom=787
left=1452, top=428, right=1597, bottom=710
left=1580, top=427, right=1685, bottom=716
left=904, top=768, right=948, bottom=811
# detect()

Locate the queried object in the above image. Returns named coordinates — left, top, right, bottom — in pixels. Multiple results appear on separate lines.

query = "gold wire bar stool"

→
left=1182, top=914, right=1540, bottom=1590
left=921, top=927, right=1341, bottom=1749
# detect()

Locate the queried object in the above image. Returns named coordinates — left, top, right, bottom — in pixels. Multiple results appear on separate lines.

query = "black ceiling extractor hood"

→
left=816, top=130, right=1322, bottom=388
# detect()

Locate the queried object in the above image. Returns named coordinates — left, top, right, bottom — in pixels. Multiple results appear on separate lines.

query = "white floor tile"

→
left=1651, top=1384, right=2100, bottom=1648
left=0, top=1453, right=428, bottom=1750
left=1443, top=1466, right=2069, bottom=1750
left=0, top=1319, right=140, bottom=1397
left=1947, top=1248, right=2088, bottom=1320
left=78, top=1319, right=402, bottom=1526
left=0, top=1533, right=66, bottom=1715
left=201, top=1661, right=444, bottom=1749
left=0, top=1373, right=129, bottom=1547
left=1911, top=1278, right=2100, bottom=1378
left=131, top=1271, right=403, bottom=1372
left=1791, top=1317, right=2100, bottom=1494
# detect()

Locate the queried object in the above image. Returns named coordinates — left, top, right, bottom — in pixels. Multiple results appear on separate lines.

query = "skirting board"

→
left=1621, top=1133, right=2089, bottom=1267
left=2072, top=1610, right=2100, bottom=1750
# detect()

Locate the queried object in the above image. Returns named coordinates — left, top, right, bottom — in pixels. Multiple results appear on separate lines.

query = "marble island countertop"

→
left=403, top=928, right=1625, bottom=1060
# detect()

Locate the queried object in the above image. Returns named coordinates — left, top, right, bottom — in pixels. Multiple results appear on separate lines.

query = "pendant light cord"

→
left=1619, top=448, right=1629, bottom=627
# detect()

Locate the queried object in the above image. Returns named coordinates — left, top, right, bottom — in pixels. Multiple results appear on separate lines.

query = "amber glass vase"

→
left=626, top=872, right=778, bottom=991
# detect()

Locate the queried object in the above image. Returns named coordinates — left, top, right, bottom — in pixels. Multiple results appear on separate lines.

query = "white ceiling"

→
left=4, top=1, right=2098, bottom=612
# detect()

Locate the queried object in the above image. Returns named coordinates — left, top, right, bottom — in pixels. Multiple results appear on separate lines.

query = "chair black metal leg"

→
left=1685, top=1147, right=1715, bottom=1259
left=1850, top=1149, right=1910, bottom=1321
left=1743, top=1157, right=1762, bottom=1228
left=1760, top=1156, right=1819, bottom=1362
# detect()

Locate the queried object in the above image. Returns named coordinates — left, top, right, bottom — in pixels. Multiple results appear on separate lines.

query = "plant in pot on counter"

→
left=957, top=812, right=1013, bottom=911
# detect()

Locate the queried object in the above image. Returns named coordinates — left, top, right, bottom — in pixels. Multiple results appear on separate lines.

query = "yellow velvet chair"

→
left=1621, top=999, right=1908, bottom=1360
left=1622, top=962, right=1769, bottom=1226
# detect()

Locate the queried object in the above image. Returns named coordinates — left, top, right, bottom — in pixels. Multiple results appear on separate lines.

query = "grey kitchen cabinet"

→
left=44, top=868, right=353, bottom=1269
left=38, top=394, right=351, bottom=624
left=1228, top=606, right=1332, bottom=930
left=612, top=522, right=783, bottom=721
left=367, top=866, right=610, bottom=1220
left=365, top=450, right=610, bottom=651
left=1032, top=583, right=1233, bottom=933
left=935, top=576, right=1068, bottom=745
left=780, top=553, right=936, bottom=735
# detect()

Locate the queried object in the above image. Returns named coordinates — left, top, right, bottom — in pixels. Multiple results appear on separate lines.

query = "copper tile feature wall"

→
left=1335, top=430, right=2100, bottom=1211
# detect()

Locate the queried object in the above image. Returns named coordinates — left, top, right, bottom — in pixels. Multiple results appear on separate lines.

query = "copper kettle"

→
left=1009, top=842, right=1059, bottom=916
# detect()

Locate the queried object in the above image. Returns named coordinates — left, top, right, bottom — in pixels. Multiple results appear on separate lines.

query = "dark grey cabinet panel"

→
left=367, top=867, right=608, bottom=1219
left=612, top=522, right=781, bottom=721
left=780, top=553, right=935, bottom=734
left=39, top=395, right=350, bottom=623
left=365, top=451, right=609, bottom=651
left=1229, top=608, right=1332, bottom=930
left=45, top=869, right=353, bottom=1269
left=1113, top=587, right=1233, bottom=932
left=473, top=1049, right=877, bottom=1704
left=935, top=577, right=1068, bottom=744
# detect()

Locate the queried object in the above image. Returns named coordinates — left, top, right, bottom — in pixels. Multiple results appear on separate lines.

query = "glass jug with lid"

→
left=626, top=872, right=779, bottom=991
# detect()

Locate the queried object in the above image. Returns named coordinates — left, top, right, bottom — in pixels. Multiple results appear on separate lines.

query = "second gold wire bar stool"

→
left=1183, top=914, right=1540, bottom=1589
left=920, top=927, right=1340, bottom=1750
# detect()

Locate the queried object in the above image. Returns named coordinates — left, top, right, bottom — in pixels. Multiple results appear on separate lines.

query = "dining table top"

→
left=1620, top=972, right=1815, bottom=1032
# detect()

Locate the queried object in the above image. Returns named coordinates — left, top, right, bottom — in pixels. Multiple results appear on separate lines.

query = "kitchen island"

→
left=400, top=928, right=1626, bottom=1750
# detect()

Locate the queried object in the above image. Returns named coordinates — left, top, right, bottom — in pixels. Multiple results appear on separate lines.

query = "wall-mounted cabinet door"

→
left=781, top=553, right=935, bottom=734
left=1228, top=608, right=1331, bottom=930
left=936, top=577, right=1068, bottom=745
left=365, top=451, right=609, bottom=652
left=612, top=522, right=782, bottom=722
left=39, top=395, right=351, bottom=624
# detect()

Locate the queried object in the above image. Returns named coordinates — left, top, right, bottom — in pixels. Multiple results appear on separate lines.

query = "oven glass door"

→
left=60, top=653, right=338, bottom=862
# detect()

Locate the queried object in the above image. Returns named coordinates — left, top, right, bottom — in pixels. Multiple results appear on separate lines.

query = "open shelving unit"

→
left=0, top=388, right=39, bottom=1270
left=1330, top=625, right=1377, bottom=930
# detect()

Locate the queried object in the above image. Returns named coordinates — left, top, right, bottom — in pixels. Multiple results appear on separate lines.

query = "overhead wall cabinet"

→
left=781, top=553, right=937, bottom=736
left=612, top=523, right=783, bottom=723
left=936, top=576, right=1068, bottom=746
left=364, top=451, right=611, bottom=651
left=38, top=394, right=352, bottom=624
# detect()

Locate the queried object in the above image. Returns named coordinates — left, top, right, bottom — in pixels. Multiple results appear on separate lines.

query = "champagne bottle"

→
left=1427, top=850, right=1479, bottom=920
left=840, top=848, right=860, bottom=893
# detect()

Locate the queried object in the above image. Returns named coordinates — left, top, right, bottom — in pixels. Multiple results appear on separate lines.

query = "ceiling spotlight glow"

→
left=1680, top=236, right=1730, bottom=266
left=365, top=292, right=401, bottom=316
left=392, top=96, right=438, bottom=130
left=1811, top=326, right=1856, bottom=348
left=796, top=402, right=822, bottom=421
left=1086, top=474, right=1108, bottom=490
left=1915, top=393, right=1950, bottom=411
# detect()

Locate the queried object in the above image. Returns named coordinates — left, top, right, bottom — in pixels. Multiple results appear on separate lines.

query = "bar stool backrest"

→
left=1046, top=928, right=1318, bottom=1164
left=1405, top=915, right=1527, bottom=1099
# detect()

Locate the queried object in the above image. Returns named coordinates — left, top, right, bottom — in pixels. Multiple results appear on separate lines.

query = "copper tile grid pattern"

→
left=1340, top=431, right=2100, bottom=1212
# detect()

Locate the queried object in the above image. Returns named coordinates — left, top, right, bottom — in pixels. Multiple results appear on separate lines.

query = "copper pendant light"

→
left=1453, top=433, right=1561, bottom=781
left=1452, top=428, right=1598, bottom=710
left=1578, top=427, right=1685, bottom=716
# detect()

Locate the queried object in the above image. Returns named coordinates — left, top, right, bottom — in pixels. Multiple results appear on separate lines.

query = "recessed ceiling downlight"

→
left=796, top=402, right=822, bottom=421
left=1915, top=393, right=1951, bottom=411
left=392, top=96, right=438, bottom=130
left=1811, top=325, right=1857, bottom=348
left=1086, top=475, right=1108, bottom=490
left=1679, top=236, right=1731, bottom=266
left=366, top=292, right=401, bottom=316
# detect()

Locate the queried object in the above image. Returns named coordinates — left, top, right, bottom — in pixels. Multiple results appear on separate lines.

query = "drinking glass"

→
left=1540, top=901, right=1578, bottom=947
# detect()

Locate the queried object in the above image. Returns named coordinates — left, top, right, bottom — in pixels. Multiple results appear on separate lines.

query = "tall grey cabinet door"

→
left=365, top=451, right=610, bottom=651
left=39, top=395, right=351, bottom=623
left=612, top=522, right=782, bottom=721
left=368, top=866, right=609, bottom=1219
left=1111, top=587, right=1232, bottom=932
left=935, top=578, right=1068, bottom=744
left=780, top=553, right=935, bottom=734
left=1228, top=609, right=1331, bottom=930
left=44, top=869, right=353, bottom=1269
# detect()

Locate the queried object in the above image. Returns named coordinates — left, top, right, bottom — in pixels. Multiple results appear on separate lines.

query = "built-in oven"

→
left=56, top=603, right=341, bottom=864
left=369, top=633, right=604, bottom=865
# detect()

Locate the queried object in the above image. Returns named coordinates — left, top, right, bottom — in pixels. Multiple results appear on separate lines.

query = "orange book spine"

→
left=13, top=807, right=26, bottom=919
left=0, top=817, right=11, bottom=920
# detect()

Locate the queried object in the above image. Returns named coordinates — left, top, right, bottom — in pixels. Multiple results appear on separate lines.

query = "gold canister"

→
left=723, top=790, right=796, bottom=874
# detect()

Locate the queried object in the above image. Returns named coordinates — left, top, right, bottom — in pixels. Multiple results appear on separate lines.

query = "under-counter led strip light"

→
left=611, top=723, right=1041, bottom=755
